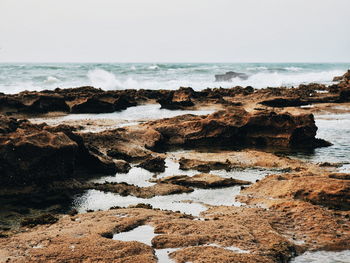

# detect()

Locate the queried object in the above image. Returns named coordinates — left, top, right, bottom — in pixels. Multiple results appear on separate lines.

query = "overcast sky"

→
left=0, top=0, right=349, bottom=63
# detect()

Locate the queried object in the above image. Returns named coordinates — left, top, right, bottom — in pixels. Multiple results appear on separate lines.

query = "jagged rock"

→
left=0, top=129, right=78, bottom=185
left=70, top=97, right=116, bottom=113
left=83, top=126, right=163, bottom=161
left=114, top=160, right=131, bottom=173
left=215, top=71, right=249, bottom=81
left=157, top=87, right=195, bottom=110
left=22, top=94, right=70, bottom=113
left=152, top=173, right=250, bottom=188
left=0, top=116, right=117, bottom=186
left=137, top=156, right=166, bottom=173
left=0, top=115, right=22, bottom=133
left=333, top=70, right=350, bottom=82
left=146, top=108, right=330, bottom=148
left=70, top=94, right=137, bottom=113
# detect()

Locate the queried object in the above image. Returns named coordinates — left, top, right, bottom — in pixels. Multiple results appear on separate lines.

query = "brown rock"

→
left=157, top=87, right=195, bottom=109
left=137, top=156, right=166, bottom=173
left=115, top=159, right=131, bottom=173
left=175, top=150, right=312, bottom=172
left=152, top=173, right=250, bottom=188
left=179, top=157, right=232, bottom=172
left=70, top=97, right=116, bottom=113
left=21, top=94, right=70, bottom=113
left=333, top=70, right=350, bottom=82
left=83, top=126, right=163, bottom=161
left=146, top=108, right=329, bottom=148
left=240, top=172, right=350, bottom=210
left=92, top=182, right=193, bottom=198
left=0, top=116, right=117, bottom=186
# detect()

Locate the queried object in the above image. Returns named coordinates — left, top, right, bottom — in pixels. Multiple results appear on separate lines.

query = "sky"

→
left=0, top=0, right=349, bottom=63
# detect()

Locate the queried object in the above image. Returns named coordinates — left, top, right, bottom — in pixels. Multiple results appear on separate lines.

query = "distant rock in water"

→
left=215, top=71, right=249, bottom=82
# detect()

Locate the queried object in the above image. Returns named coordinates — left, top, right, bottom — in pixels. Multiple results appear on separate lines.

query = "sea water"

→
left=0, top=63, right=349, bottom=94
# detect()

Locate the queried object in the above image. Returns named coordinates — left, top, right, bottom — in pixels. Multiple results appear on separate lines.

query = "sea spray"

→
left=0, top=63, right=349, bottom=93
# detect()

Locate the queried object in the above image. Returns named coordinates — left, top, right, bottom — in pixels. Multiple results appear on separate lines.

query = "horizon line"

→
left=1, top=61, right=350, bottom=64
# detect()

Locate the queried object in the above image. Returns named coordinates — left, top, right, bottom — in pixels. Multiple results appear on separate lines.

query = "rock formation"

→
left=215, top=71, right=249, bottom=81
left=0, top=116, right=117, bottom=185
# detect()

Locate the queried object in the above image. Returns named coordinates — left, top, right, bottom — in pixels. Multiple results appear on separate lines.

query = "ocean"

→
left=0, top=63, right=349, bottom=94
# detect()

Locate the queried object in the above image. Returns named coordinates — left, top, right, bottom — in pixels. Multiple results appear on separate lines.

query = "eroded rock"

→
left=239, top=172, right=350, bottom=210
left=92, top=182, right=193, bottom=198
left=0, top=116, right=117, bottom=186
left=152, top=173, right=250, bottom=188
left=157, top=87, right=195, bottom=110
left=146, top=108, right=329, bottom=148
left=137, top=156, right=166, bottom=173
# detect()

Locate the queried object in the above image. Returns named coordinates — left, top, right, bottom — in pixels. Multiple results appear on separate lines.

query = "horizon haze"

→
left=1, top=0, right=350, bottom=63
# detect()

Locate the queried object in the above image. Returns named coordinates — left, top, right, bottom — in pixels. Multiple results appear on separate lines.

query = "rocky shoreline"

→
left=0, top=71, right=350, bottom=262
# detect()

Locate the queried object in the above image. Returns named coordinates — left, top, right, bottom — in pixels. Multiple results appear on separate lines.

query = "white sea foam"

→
left=87, top=69, right=122, bottom=90
left=221, top=70, right=344, bottom=89
left=83, top=68, right=344, bottom=91
left=44, top=76, right=59, bottom=84
left=148, top=64, right=159, bottom=70
left=0, top=63, right=349, bottom=93
left=284, top=66, right=303, bottom=72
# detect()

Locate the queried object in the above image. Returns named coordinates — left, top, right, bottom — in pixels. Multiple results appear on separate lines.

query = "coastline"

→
left=0, top=70, right=350, bottom=262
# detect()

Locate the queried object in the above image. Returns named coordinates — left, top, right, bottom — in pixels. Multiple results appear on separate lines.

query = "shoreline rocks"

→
left=0, top=116, right=117, bottom=186
left=0, top=71, right=350, bottom=263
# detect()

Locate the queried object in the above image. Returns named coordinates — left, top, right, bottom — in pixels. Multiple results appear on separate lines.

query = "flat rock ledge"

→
left=151, top=173, right=250, bottom=188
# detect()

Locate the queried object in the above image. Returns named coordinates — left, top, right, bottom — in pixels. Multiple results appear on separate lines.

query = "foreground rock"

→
left=1, top=201, right=349, bottom=263
left=151, top=173, right=250, bottom=188
left=235, top=171, right=350, bottom=252
left=238, top=172, right=350, bottom=210
left=0, top=116, right=116, bottom=186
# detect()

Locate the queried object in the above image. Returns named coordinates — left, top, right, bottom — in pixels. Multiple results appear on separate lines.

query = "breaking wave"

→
left=0, top=63, right=349, bottom=93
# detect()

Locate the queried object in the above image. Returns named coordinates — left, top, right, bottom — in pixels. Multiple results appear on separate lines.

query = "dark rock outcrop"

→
left=152, top=174, right=250, bottom=188
left=157, top=87, right=195, bottom=110
left=333, top=70, right=350, bottom=83
left=260, top=98, right=310, bottom=108
left=0, top=117, right=117, bottom=186
left=137, top=156, right=166, bottom=173
left=21, top=214, right=58, bottom=228
left=114, top=160, right=132, bottom=173
left=70, top=94, right=136, bottom=113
